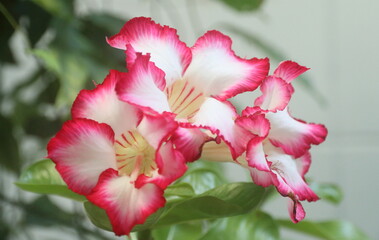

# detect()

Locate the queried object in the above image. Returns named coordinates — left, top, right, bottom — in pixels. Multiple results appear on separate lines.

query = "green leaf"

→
left=310, top=182, right=343, bottom=205
left=164, top=183, right=195, bottom=198
left=278, top=219, right=371, bottom=240
left=152, top=222, right=204, bottom=240
left=216, top=0, right=264, bottom=12
left=16, top=159, right=85, bottom=201
left=220, top=24, right=327, bottom=105
left=199, top=211, right=279, bottom=240
left=84, top=182, right=266, bottom=233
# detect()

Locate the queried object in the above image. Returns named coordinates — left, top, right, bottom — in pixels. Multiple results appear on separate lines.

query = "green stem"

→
left=0, top=2, right=19, bottom=30
left=137, top=229, right=153, bottom=240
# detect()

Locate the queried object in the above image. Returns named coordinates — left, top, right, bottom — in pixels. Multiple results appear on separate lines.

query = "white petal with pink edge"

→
left=249, top=168, right=273, bottom=187
left=47, top=119, right=116, bottom=195
left=267, top=108, right=327, bottom=158
left=254, top=76, right=293, bottom=112
left=117, top=54, right=171, bottom=114
left=273, top=60, right=309, bottom=83
left=72, top=70, right=140, bottom=137
left=192, top=98, right=254, bottom=159
left=265, top=144, right=318, bottom=202
left=86, top=169, right=165, bottom=236
left=184, top=30, right=269, bottom=100
left=107, top=17, right=192, bottom=85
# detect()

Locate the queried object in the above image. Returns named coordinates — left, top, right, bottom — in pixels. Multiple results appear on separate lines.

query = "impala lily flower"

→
left=47, top=70, right=187, bottom=235
left=107, top=17, right=270, bottom=161
left=203, top=61, right=327, bottom=222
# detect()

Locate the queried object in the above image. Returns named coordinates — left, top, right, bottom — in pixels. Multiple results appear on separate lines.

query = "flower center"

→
left=114, top=130, right=156, bottom=177
left=166, top=80, right=205, bottom=121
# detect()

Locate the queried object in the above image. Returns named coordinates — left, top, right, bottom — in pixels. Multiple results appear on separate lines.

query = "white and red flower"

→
left=203, top=61, right=327, bottom=222
left=107, top=17, right=270, bottom=161
left=47, top=70, right=188, bottom=235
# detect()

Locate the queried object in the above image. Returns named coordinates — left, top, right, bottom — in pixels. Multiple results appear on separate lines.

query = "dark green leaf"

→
left=16, top=159, right=85, bottom=201
left=221, top=24, right=327, bottom=105
left=84, top=182, right=265, bottom=232
left=310, top=182, right=343, bottom=205
left=278, top=219, right=371, bottom=240
left=216, top=0, right=264, bottom=12
left=199, top=211, right=279, bottom=240
left=152, top=222, right=204, bottom=240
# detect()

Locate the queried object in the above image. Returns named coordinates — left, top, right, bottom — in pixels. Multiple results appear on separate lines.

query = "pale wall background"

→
left=7, top=0, right=378, bottom=239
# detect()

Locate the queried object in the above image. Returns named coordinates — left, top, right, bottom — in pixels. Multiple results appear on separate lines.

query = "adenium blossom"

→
left=47, top=70, right=188, bottom=235
left=203, top=61, right=327, bottom=222
left=107, top=17, right=270, bottom=161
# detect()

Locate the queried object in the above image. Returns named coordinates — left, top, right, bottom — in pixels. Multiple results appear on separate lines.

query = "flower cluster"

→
left=47, top=17, right=327, bottom=236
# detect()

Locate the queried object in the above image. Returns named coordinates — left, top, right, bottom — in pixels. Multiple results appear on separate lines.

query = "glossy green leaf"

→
left=152, top=222, right=204, bottom=240
left=164, top=183, right=195, bottom=198
left=216, top=0, right=264, bottom=12
left=84, top=182, right=265, bottom=233
left=310, top=182, right=343, bottom=205
left=16, top=159, right=85, bottom=201
left=278, top=219, right=371, bottom=240
left=199, top=211, right=279, bottom=240
left=221, top=24, right=327, bottom=105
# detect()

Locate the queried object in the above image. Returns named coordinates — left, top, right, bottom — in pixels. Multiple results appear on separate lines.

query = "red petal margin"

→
left=107, top=17, right=192, bottom=84
left=116, top=53, right=171, bottom=115
left=273, top=60, right=309, bottom=83
left=185, top=30, right=269, bottom=100
left=47, top=119, right=116, bottom=195
left=87, top=169, right=166, bottom=236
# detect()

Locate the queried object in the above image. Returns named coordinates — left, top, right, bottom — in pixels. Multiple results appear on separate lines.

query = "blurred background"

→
left=1, top=0, right=378, bottom=239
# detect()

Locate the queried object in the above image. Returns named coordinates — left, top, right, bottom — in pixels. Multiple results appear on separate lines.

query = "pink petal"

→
left=273, top=60, right=309, bottom=83
left=86, top=169, right=165, bottom=236
left=47, top=119, right=116, bottom=195
left=184, top=30, right=269, bottom=100
left=254, top=76, right=293, bottom=112
left=107, top=17, right=192, bottom=85
left=137, top=112, right=178, bottom=149
left=72, top=70, right=140, bottom=136
left=266, top=145, right=318, bottom=202
left=171, top=126, right=212, bottom=162
left=245, top=137, right=270, bottom=171
left=267, top=109, right=328, bottom=158
left=249, top=168, right=274, bottom=188
left=116, top=54, right=171, bottom=114
left=288, top=198, right=306, bottom=223
left=192, top=98, right=254, bottom=159
left=137, top=142, right=187, bottom=189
